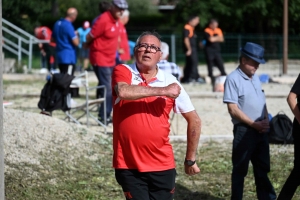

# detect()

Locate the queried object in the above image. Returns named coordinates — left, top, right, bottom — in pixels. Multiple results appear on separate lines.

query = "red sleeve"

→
left=90, top=14, right=105, bottom=38
left=112, top=64, right=132, bottom=96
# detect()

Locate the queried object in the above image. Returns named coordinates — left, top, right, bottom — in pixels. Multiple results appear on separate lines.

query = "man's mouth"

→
left=142, top=55, right=151, bottom=59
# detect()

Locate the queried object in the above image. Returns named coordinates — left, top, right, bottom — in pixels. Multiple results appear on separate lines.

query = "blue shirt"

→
left=76, top=27, right=91, bottom=48
left=52, top=18, right=77, bottom=64
left=223, top=67, right=266, bottom=125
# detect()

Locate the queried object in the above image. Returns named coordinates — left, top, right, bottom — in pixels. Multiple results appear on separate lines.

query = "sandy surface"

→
left=2, top=64, right=297, bottom=174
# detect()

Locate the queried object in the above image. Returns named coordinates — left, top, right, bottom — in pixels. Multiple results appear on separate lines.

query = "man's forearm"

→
left=116, top=84, right=167, bottom=100
left=287, top=92, right=300, bottom=123
left=227, top=103, right=254, bottom=126
left=209, top=36, right=224, bottom=43
left=183, top=111, right=201, bottom=160
left=184, top=37, right=191, bottom=52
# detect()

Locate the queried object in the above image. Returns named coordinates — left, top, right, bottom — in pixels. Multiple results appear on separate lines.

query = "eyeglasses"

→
left=135, top=43, right=161, bottom=53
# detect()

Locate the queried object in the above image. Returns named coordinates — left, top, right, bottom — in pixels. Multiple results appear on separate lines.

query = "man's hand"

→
left=165, top=83, right=181, bottom=99
left=251, top=119, right=270, bottom=133
left=186, top=49, right=192, bottom=56
left=40, top=50, right=46, bottom=56
left=184, top=163, right=200, bottom=176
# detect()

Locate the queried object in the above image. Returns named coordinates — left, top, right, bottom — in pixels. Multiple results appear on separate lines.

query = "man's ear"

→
left=241, top=56, right=246, bottom=65
left=159, top=51, right=163, bottom=60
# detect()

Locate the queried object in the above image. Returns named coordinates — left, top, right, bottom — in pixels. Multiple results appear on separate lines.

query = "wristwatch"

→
left=184, top=159, right=196, bottom=166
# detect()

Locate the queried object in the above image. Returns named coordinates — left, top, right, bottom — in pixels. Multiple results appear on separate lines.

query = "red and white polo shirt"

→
left=89, top=11, right=120, bottom=67
left=112, top=63, right=195, bottom=172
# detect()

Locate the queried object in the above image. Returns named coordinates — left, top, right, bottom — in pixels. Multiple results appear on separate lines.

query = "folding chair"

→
left=64, top=71, right=107, bottom=134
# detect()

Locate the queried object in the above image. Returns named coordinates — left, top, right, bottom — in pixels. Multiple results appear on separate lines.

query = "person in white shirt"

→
left=157, top=42, right=182, bottom=81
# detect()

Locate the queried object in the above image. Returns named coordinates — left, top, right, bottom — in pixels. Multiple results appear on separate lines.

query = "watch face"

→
left=185, top=160, right=195, bottom=166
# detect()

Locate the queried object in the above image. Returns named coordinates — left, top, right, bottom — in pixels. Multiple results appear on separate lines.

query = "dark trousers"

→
left=115, top=169, right=176, bottom=200
left=58, top=64, right=75, bottom=75
left=231, top=123, right=276, bottom=200
left=204, top=49, right=226, bottom=84
left=277, top=119, right=300, bottom=200
left=93, top=66, right=114, bottom=119
left=182, top=49, right=199, bottom=83
left=43, top=43, right=57, bottom=70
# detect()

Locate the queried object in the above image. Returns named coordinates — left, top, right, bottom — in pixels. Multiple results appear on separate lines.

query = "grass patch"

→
left=5, top=138, right=300, bottom=200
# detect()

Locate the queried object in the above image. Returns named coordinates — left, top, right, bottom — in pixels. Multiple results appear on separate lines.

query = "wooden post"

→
left=0, top=0, right=5, bottom=198
left=283, top=0, right=288, bottom=74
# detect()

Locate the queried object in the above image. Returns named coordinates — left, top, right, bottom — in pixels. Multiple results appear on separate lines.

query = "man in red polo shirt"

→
left=86, top=0, right=128, bottom=125
left=116, top=9, right=130, bottom=64
left=34, top=26, right=57, bottom=73
left=112, top=31, right=201, bottom=200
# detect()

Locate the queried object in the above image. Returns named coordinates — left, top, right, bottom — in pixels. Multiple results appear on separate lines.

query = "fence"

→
left=128, top=33, right=300, bottom=64
left=3, top=30, right=300, bottom=70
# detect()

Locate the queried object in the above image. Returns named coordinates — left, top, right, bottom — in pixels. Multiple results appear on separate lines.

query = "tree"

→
left=3, top=0, right=52, bottom=33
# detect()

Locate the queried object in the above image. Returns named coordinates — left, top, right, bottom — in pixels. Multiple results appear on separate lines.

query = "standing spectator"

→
left=181, top=15, right=205, bottom=84
left=86, top=0, right=128, bottom=125
left=223, top=42, right=276, bottom=200
left=204, top=19, right=227, bottom=91
left=112, top=31, right=201, bottom=200
left=76, top=21, right=91, bottom=71
left=277, top=75, right=300, bottom=199
left=34, top=26, right=57, bottom=74
left=116, top=9, right=130, bottom=64
left=51, top=7, right=79, bottom=75
left=157, top=41, right=182, bottom=80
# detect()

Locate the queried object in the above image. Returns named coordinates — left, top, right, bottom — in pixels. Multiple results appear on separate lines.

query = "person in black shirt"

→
left=204, top=19, right=227, bottom=91
left=181, top=15, right=205, bottom=84
left=277, top=75, right=300, bottom=200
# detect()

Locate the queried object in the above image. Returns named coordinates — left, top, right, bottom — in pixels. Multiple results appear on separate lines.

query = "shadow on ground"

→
left=175, top=184, right=225, bottom=200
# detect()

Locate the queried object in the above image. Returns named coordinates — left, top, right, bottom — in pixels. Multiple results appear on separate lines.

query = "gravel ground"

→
left=2, top=69, right=296, bottom=180
left=3, top=109, right=109, bottom=176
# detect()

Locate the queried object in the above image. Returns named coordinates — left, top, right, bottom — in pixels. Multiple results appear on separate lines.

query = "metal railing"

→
left=2, top=18, right=48, bottom=71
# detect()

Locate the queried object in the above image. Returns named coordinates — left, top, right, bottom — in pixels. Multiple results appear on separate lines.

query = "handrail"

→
left=2, top=18, right=36, bottom=40
left=2, top=18, right=51, bottom=71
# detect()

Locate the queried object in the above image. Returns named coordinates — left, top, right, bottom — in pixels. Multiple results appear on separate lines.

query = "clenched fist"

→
left=185, top=163, right=201, bottom=176
left=165, top=83, right=181, bottom=99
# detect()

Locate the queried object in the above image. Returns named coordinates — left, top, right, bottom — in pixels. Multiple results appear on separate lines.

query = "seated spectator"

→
left=157, top=42, right=182, bottom=80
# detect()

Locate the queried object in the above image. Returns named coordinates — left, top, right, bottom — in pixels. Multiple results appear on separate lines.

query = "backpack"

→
left=269, top=112, right=293, bottom=144
left=38, top=73, right=74, bottom=112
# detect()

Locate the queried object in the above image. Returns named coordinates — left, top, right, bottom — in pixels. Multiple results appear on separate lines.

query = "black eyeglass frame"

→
left=134, top=43, right=161, bottom=53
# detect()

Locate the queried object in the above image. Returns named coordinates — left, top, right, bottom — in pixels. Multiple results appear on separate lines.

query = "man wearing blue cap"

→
left=223, top=42, right=276, bottom=200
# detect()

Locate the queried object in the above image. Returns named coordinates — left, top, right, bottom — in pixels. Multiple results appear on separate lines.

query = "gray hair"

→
left=135, top=31, right=161, bottom=46
left=160, top=42, right=169, bottom=60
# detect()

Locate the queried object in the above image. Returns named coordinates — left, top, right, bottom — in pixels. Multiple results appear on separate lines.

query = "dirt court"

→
left=3, top=71, right=295, bottom=137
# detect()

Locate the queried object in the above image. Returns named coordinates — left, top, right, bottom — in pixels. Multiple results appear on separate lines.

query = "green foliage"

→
left=3, top=0, right=52, bottom=32
left=127, top=0, right=159, bottom=16
left=3, top=0, right=300, bottom=34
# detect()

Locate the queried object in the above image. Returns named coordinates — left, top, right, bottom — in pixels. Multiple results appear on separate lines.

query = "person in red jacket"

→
left=85, top=0, right=128, bottom=125
left=34, top=26, right=57, bottom=73
left=112, top=31, right=201, bottom=200
left=116, top=9, right=130, bottom=64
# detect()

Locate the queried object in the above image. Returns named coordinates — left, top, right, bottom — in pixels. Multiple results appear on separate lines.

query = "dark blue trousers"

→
left=93, top=66, right=114, bottom=119
left=277, top=119, right=300, bottom=200
left=231, top=123, right=276, bottom=200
